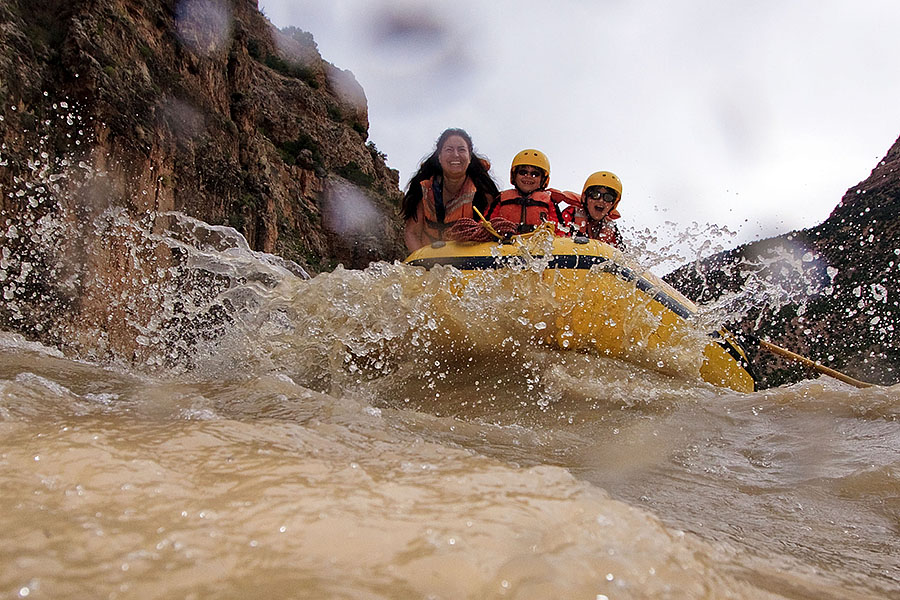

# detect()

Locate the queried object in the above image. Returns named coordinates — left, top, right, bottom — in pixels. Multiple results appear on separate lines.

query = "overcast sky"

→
left=257, top=0, right=900, bottom=255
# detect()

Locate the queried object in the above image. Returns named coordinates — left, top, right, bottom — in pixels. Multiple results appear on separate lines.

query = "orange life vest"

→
left=560, top=205, right=623, bottom=248
left=487, top=189, right=562, bottom=233
left=548, top=189, right=582, bottom=208
left=420, top=176, right=477, bottom=244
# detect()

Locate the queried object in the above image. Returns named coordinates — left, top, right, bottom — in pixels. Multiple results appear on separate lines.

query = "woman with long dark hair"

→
left=401, top=128, right=499, bottom=252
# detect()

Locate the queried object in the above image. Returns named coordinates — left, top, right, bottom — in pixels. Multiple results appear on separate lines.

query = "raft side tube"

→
left=404, top=237, right=757, bottom=392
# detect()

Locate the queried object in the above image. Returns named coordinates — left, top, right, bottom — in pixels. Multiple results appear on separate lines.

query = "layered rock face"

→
left=0, top=0, right=406, bottom=360
left=666, top=135, right=900, bottom=387
left=0, top=0, right=405, bottom=272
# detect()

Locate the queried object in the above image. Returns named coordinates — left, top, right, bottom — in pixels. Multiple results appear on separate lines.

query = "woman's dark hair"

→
left=400, top=128, right=499, bottom=220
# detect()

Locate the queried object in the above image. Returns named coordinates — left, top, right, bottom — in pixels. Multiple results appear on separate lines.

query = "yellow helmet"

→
left=510, top=149, right=550, bottom=188
left=582, top=171, right=622, bottom=205
left=582, top=171, right=622, bottom=195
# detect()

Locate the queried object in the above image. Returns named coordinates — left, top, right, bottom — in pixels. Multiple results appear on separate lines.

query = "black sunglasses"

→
left=516, top=167, right=544, bottom=178
left=585, top=187, right=617, bottom=203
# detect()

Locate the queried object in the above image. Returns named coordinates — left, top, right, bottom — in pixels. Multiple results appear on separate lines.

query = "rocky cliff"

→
left=0, top=0, right=408, bottom=360
left=0, top=0, right=405, bottom=273
left=665, top=135, right=900, bottom=387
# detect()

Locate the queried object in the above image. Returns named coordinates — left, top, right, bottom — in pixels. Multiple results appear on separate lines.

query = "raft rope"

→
left=447, top=217, right=518, bottom=242
left=447, top=206, right=519, bottom=242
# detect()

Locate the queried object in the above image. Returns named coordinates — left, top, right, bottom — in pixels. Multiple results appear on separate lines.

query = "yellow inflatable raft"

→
left=404, top=230, right=756, bottom=393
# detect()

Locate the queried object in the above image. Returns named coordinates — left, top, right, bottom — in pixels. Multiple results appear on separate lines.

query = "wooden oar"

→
left=757, top=339, right=874, bottom=389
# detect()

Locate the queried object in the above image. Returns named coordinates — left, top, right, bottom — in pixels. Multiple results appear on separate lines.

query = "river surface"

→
left=1, top=205, right=898, bottom=599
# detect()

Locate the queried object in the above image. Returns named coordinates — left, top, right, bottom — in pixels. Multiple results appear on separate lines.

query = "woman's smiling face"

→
left=439, top=135, right=471, bottom=178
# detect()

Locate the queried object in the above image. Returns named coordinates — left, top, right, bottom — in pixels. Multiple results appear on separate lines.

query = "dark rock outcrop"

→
left=0, top=0, right=405, bottom=273
left=0, top=0, right=406, bottom=361
left=666, top=135, right=900, bottom=387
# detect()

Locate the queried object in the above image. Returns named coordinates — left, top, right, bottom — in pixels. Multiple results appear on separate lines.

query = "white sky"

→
left=258, top=0, right=900, bottom=253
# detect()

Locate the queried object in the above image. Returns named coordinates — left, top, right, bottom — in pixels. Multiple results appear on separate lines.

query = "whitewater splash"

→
left=2, top=104, right=841, bottom=386
left=0, top=119, right=700, bottom=391
left=3, top=108, right=899, bottom=599
left=1, top=271, right=897, bottom=599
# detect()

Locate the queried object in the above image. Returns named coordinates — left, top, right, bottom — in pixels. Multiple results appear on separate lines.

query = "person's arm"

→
left=545, top=192, right=563, bottom=224
left=473, top=190, right=494, bottom=218
left=484, top=192, right=500, bottom=219
left=404, top=203, right=426, bottom=253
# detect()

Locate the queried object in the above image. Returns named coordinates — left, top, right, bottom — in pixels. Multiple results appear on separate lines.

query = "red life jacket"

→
left=487, top=189, right=562, bottom=233
left=560, top=205, right=623, bottom=248
left=420, top=176, right=477, bottom=244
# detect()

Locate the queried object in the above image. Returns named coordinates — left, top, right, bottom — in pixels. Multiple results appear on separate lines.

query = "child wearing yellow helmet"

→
left=485, top=149, right=564, bottom=234
left=560, top=171, right=624, bottom=248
